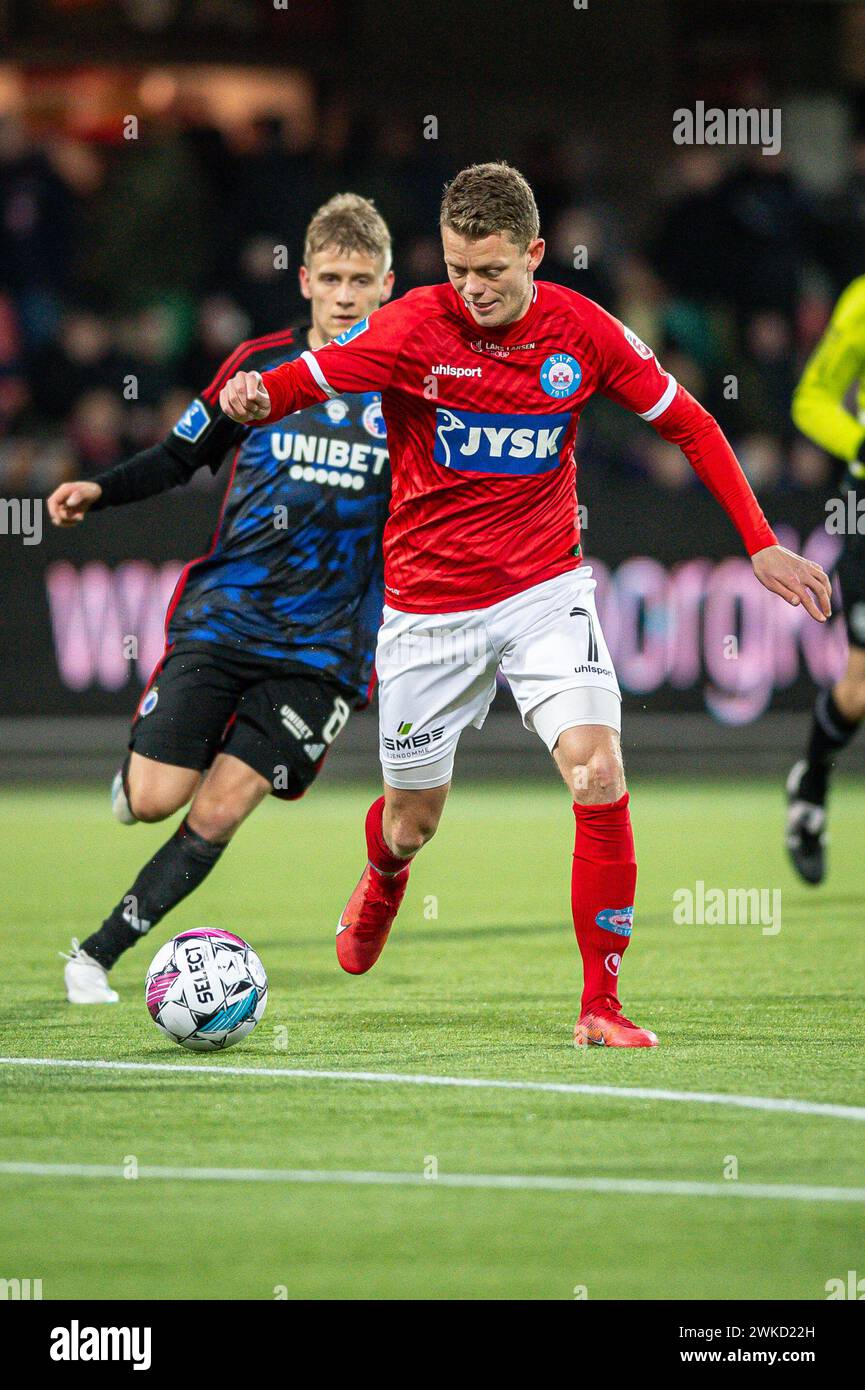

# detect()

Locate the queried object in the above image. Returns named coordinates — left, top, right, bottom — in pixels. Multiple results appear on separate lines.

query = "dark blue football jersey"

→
left=164, top=328, right=390, bottom=706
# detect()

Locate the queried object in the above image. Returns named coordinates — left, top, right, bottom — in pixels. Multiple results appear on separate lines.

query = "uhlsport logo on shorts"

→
left=433, top=408, right=569, bottom=474
left=596, top=907, right=634, bottom=937
left=540, top=353, right=582, bottom=398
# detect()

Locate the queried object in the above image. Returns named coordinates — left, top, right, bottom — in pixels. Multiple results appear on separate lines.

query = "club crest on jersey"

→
left=324, top=398, right=350, bottom=425
left=540, top=353, right=582, bottom=399
left=172, top=398, right=210, bottom=444
left=140, top=687, right=159, bottom=718
left=433, top=408, right=569, bottom=475
left=362, top=396, right=387, bottom=439
left=595, top=907, right=634, bottom=937
left=333, top=317, right=369, bottom=346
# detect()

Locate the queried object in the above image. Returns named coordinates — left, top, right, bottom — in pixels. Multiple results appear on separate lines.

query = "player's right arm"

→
left=220, top=298, right=413, bottom=424
left=791, top=276, right=865, bottom=471
left=47, top=333, right=293, bottom=526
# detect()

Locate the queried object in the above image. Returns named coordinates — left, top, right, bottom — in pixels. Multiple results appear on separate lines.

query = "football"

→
left=145, top=929, right=267, bottom=1051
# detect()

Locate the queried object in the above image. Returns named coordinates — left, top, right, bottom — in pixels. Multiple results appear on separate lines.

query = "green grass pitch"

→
left=0, top=777, right=863, bottom=1301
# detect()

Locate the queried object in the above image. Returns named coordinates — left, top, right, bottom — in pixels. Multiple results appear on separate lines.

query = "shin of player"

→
left=555, top=728, right=651, bottom=1043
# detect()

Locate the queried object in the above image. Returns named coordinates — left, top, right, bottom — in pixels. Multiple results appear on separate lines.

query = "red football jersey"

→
left=260, top=281, right=776, bottom=614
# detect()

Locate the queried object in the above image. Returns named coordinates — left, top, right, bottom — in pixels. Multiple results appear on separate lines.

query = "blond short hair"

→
left=304, top=193, right=392, bottom=273
left=440, top=161, right=540, bottom=251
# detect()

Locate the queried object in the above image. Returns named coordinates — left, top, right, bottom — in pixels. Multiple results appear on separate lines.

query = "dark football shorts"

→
left=129, top=644, right=354, bottom=799
left=836, top=521, right=865, bottom=651
left=839, top=480, right=865, bottom=647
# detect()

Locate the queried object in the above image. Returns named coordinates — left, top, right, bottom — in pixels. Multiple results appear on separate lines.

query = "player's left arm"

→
left=592, top=312, right=831, bottom=622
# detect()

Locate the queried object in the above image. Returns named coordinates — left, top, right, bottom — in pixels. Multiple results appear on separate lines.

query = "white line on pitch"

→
left=0, top=1160, right=863, bottom=1204
left=1, top=1055, right=864, bottom=1123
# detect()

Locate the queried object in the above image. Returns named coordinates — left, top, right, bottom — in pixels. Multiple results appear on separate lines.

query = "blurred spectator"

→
left=0, top=117, right=78, bottom=345
left=235, top=235, right=304, bottom=334
left=179, top=297, right=252, bottom=390
left=30, top=309, right=121, bottom=423
left=0, top=81, right=860, bottom=499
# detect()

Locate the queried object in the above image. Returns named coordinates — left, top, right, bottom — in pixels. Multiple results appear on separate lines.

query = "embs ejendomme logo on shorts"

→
left=381, top=720, right=446, bottom=757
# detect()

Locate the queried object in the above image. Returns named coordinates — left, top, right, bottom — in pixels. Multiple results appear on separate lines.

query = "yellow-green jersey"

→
left=792, top=275, right=865, bottom=482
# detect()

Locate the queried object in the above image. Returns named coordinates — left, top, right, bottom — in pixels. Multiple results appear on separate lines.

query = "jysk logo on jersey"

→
left=333, top=317, right=369, bottom=346
left=433, top=408, right=570, bottom=475
left=540, top=353, right=582, bottom=398
left=172, top=398, right=210, bottom=444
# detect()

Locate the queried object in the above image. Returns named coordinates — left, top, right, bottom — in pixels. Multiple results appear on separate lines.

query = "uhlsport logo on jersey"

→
left=433, top=408, right=570, bottom=475
left=596, top=907, right=634, bottom=937
left=540, top=353, right=582, bottom=398
left=333, top=317, right=369, bottom=346
left=172, top=398, right=210, bottom=443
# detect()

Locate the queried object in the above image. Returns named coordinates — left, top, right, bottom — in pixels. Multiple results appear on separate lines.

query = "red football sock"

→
left=365, top=796, right=411, bottom=877
left=571, top=792, right=637, bottom=1014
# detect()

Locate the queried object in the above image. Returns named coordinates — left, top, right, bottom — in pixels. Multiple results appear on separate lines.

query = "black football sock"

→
left=799, top=688, right=862, bottom=805
left=81, top=820, right=226, bottom=969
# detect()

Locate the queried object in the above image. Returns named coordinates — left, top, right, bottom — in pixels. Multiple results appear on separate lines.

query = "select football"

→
left=145, top=929, right=267, bottom=1052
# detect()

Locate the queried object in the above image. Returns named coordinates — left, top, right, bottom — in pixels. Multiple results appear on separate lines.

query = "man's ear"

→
left=527, top=238, right=546, bottom=274
left=298, top=265, right=312, bottom=301
left=379, top=269, right=395, bottom=305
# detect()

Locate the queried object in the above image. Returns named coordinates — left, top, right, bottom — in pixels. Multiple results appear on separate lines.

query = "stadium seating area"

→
left=3, top=86, right=865, bottom=498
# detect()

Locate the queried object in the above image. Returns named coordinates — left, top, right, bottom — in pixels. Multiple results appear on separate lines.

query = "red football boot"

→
left=336, top=861, right=410, bottom=975
left=574, top=1002, right=658, bottom=1048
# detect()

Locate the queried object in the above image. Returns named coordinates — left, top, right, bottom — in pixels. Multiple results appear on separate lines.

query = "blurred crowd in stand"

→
left=3, top=94, right=865, bottom=498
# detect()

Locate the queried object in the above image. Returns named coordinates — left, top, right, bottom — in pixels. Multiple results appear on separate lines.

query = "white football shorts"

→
left=376, top=566, right=621, bottom=789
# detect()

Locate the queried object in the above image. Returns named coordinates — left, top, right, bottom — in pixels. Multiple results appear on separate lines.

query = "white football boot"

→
left=61, top=939, right=120, bottom=1004
left=785, top=759, right=826, bottom=885
left=111, top=767, right=137, bottom=825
